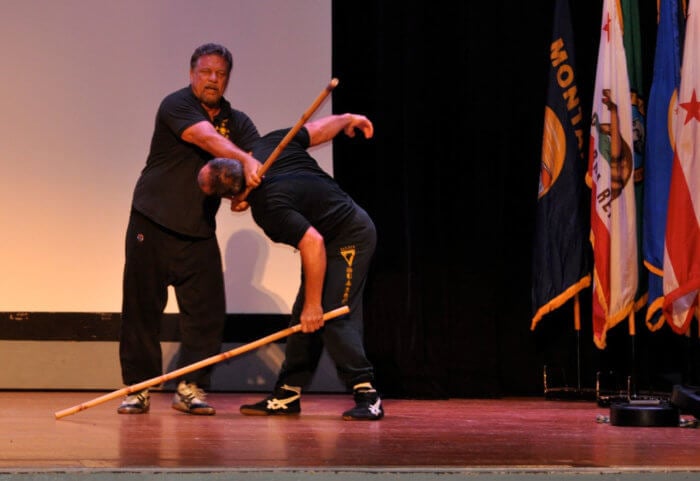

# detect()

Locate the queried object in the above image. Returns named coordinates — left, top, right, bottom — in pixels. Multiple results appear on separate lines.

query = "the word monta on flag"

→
left=531, top=0, right=591, bottom=330
left=643, top=0, right=682, bottom=330
left=587, top=0, right=638, bottom=349
left=662, top=0, right=700, bottom=335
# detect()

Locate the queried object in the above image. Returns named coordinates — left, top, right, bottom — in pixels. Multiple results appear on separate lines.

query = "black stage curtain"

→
left=330, top=1, right=697, bottom=399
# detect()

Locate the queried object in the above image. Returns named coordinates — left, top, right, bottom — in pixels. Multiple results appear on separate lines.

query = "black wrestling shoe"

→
left=117, top=389, right=150, bottom=414
left=171, top=381, right=216, bottom=415
left=240, top=385, right=301, bottom=416
left=342, top=387, right=384, bottom=421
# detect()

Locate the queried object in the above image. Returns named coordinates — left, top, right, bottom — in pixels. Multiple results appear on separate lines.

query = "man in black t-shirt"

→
left=118, top=43, right=262, bottom=416
left=198, top=113, right=384, bottom=421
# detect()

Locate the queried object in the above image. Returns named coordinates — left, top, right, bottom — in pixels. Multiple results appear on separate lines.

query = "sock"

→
left=353, top=382, right=373, bottom=392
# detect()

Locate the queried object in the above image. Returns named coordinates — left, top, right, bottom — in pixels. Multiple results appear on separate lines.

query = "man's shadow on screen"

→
left=222, top=229, right=289, bottom=314
left=164, top=228, right=290, bottom=391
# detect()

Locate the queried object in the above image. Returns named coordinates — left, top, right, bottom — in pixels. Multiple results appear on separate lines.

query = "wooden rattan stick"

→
left=54, top=305, right=349, bottom=419
left=233, top=78, right=339, bottom=206
left=258, top=77, right=338, bottom=178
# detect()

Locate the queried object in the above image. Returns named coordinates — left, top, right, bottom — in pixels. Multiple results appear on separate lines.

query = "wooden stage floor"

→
left=1, top=391, right=699, bottom=479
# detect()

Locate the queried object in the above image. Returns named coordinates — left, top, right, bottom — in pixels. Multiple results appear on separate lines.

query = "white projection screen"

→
left=0, top=0, right=332, bottom=314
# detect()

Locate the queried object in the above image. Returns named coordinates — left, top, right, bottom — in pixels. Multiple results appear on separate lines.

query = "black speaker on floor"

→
left=609, top=400, right=680, bottom=427
left=670, top=384, right=700, bottom=418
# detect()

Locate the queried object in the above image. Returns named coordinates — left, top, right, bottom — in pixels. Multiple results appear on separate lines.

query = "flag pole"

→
left=574, top=293, right=581, bottom=391
left=628, top=311, right=638, bottom=398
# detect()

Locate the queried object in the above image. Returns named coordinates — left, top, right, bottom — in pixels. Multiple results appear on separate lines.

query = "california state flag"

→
left=588, top=0, right=638, bottom=349
left=663, top=0, right=700, bottom=334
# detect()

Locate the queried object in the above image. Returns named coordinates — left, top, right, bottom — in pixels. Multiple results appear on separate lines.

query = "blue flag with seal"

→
left=531, top=0, right=591, bottom=330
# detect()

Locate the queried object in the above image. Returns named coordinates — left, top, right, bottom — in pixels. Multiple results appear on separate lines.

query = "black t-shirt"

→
left=248, top=128, right=355, bottom=247
left=132, top=86, right=259, bottom=237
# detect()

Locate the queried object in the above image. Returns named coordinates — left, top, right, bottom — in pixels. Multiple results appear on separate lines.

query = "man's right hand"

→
left=242, top=154, right=263, bottom=189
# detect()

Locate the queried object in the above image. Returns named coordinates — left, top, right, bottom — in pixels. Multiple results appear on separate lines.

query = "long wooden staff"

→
left=54, top=305, right=349, bottom=419
left=234, top=77, right=339, bottom=205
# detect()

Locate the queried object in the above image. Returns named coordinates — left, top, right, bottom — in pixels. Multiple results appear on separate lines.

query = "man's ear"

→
left=197, top=165, right=210, bottom=193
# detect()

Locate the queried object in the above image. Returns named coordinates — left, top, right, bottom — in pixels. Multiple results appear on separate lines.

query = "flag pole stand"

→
left=600, top=312, right=683, bottom=426
left=543, top=294, right=596, bottom=401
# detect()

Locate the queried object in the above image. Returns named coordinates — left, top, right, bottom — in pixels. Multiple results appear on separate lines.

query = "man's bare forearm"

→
left=305, top=113, right=374, bottom=146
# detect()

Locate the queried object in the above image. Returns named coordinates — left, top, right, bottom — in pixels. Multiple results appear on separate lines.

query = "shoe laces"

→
left=124, top=390, right=149, bottom=404
left=179, top=382, right=207, bottom=403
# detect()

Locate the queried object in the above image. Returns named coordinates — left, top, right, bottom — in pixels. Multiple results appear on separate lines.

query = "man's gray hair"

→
left=200, top=158, right=246, bottom=197
left=190, top=43, right=233, bottom=75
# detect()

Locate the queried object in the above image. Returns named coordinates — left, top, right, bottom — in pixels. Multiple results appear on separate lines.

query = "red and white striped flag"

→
left=662, top=0, right=700, bottom=334
left=588, top=0, right=638, bottom=349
